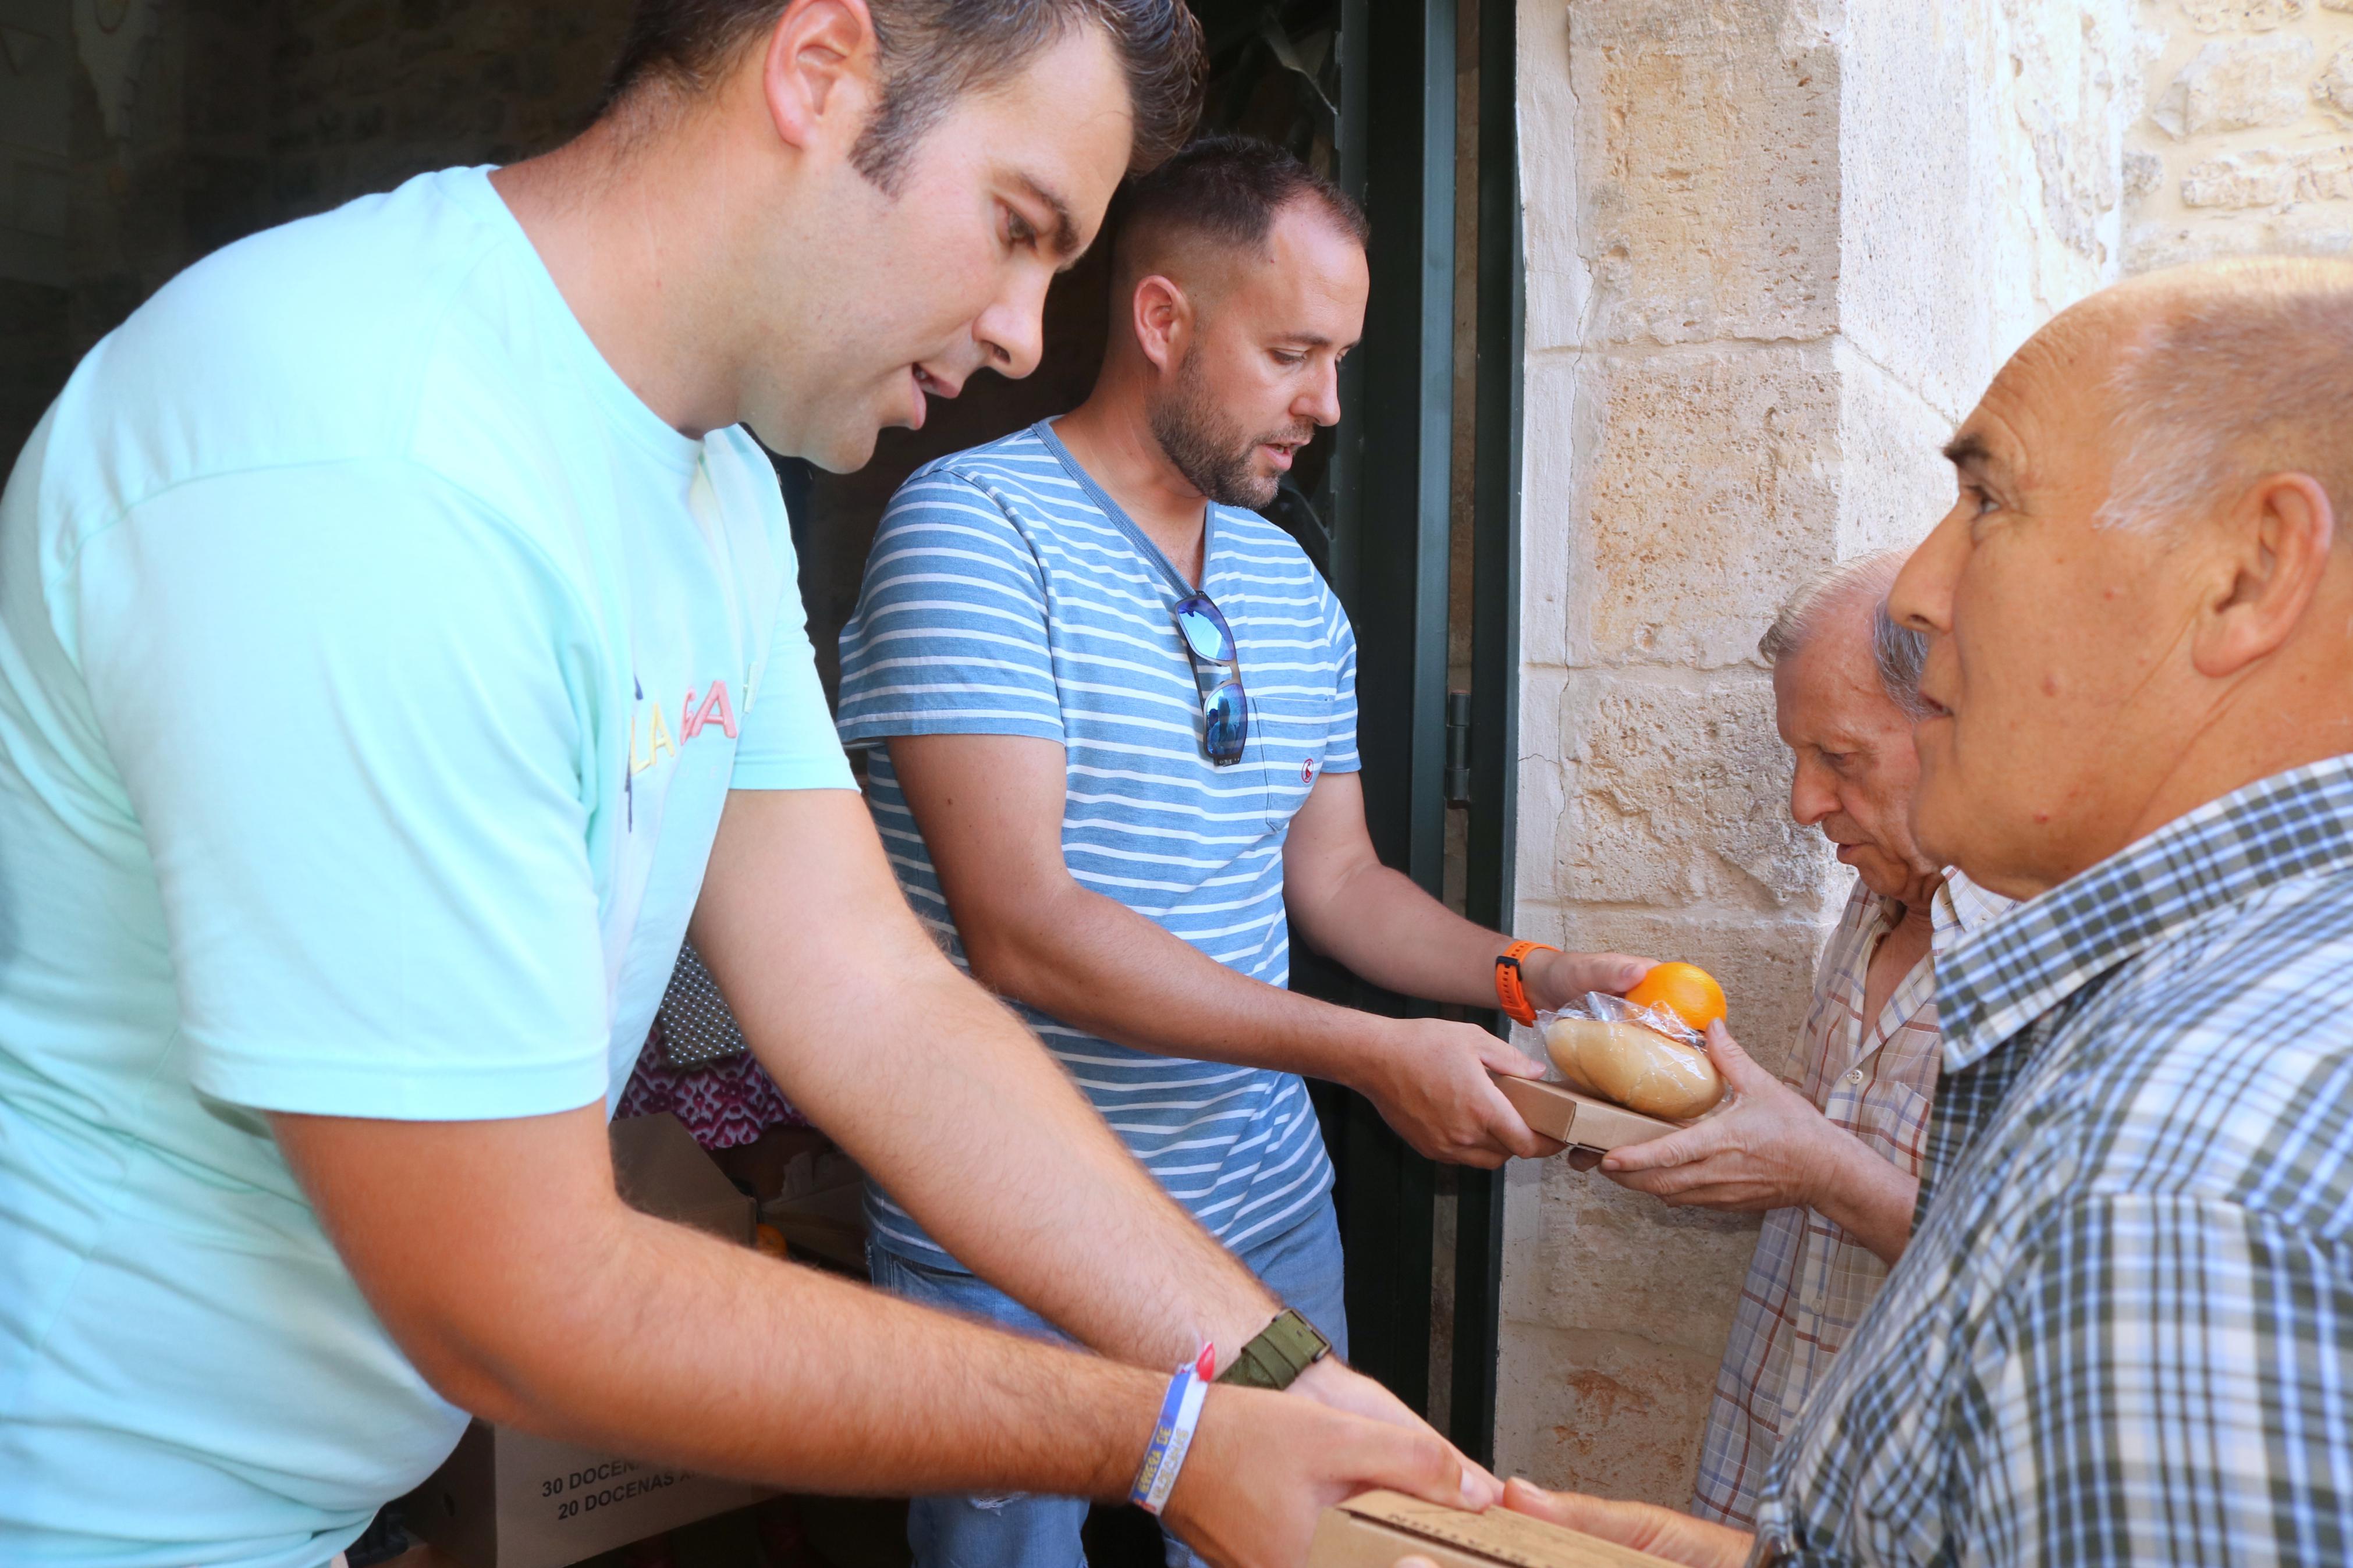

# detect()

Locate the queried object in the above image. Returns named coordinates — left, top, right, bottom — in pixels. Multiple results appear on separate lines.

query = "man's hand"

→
left=1599, top=1022, right=1844, bottom=1211
left=1290, top=1357, right=1502, bottom=1498
left=1498, top=1477, right=1752, bottom=1568
left=1351, top=1016, right=1550, bottom=1167
left=1597, top=1022, right=1918, bottom=1265
left=1522, top=948, right=1653, bottom=1015
left=1163, top=1385, right=1490, bottom=1568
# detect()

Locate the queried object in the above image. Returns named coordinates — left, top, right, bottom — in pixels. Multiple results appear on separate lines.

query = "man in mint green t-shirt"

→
left=0, top=5, right=1492, bottom=1566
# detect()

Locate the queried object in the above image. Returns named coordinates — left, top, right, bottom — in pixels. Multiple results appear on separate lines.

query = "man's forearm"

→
left=693, top=789, right=1279, bottom=1375
left=1286, top=856, right=1517, bottom=1009
left=1812, top=1137, right=1918, bottom=1265
left=471, top=1204, right=1166, bottom=1497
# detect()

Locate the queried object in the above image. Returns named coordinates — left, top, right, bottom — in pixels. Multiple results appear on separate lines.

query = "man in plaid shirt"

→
left=1503, top=257, right=2353, bottom=1566
left=1597, top=553, right=2011, bottom=1530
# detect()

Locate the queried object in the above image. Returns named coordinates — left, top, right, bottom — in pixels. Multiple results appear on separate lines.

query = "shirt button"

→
left=1846, top=1068, right=1864, bottom=1085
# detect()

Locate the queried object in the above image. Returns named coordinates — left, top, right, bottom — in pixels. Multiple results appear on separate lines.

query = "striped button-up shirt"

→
left=1693, top=873, right=2010, bottom=1527
left=1754, top=756, right=2353, bottom=1566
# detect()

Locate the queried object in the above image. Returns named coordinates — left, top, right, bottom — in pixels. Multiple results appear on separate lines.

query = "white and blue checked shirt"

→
left=836, top=422, right=1358, bottom=1270
left=1754, top=756, right=2353, bottom=1565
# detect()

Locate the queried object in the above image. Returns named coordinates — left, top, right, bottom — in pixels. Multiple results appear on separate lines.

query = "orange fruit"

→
left=1624, top=962, right=1727, bottom=1032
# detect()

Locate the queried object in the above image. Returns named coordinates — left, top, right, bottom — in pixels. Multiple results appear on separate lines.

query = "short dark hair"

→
left=1111, top=134, right=1368, bottom=277
left=601, top=0, right=1205, bottom=189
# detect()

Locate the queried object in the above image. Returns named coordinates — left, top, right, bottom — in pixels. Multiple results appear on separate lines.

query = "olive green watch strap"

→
left=1214, top=1307, right=1332, bottom=1391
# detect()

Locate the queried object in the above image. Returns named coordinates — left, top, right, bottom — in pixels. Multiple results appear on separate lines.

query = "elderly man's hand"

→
left=1497, top=1477, right=1754, bottom=1568
left=1596, top=1022, right=1921, bottom=1264
left=1596, top=1021, right=1849, bottom=1213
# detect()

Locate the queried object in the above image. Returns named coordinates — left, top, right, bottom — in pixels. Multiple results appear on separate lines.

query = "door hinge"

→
left=1444, top=689, right=1472, bottom=808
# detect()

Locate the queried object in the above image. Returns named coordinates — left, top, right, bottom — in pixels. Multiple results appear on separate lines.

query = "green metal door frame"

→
left=1452, top=0, right=1524, bottom=1469
left=1318, top=0, right=1456, bottom=1422
left=1312, top=0, right=1520, bottom=1464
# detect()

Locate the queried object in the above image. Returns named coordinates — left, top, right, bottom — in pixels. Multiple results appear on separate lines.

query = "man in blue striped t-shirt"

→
left=838, top=136, right=1646, bottom=1568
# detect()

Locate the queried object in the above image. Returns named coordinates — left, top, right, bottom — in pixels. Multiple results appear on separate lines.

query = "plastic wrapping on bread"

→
left=1539, top=992, right=1724, bottom=1121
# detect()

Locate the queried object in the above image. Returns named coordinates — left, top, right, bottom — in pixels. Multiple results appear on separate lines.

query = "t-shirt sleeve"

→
left=727, top=533, right=857, bottom=793
left=73, top=461, right=612, bottom=1120
left=1322, top=591, right=1362, bottom=774
left=833, top=464, right=1064, bottom=747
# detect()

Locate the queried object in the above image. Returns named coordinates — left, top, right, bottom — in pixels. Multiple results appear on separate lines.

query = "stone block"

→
left=1563, top=0, right=1840, bottom=349
left=1834, top=340, right=1965, bottom=559
left=1518, top=354, right=1587, bottom=670
left=1492, top=1321, right=1724, bottom=1507
left=2181, top=151, right=2299, bottom=206
left=2150, top=34, right=2316, bottom=138
left=1545, top=670, right=1837, bottom=914
left=1565, top=345, right=1841, bottom=668
left=2315, top=40, right=2353, bottom=115
left=2178, top=0, right=2309, bottom=31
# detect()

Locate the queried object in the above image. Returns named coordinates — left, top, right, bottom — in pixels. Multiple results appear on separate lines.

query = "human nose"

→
left=1788, top=758, right=1839, bottom=826
left=973, top=268, right=1051, bottom=382
left=1299, top=360, right=1342, bottom=428
left=1889, top=520, right=1960, bottom=636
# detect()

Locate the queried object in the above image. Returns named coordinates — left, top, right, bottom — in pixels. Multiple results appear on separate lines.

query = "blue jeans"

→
left=867, top=1198, right=1350, bottom=1568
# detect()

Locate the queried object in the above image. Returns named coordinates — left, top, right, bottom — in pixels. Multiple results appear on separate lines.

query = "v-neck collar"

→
left=1035, top=418, right=1215, bottom=598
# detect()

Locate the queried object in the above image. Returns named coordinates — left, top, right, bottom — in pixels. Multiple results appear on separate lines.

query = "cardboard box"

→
left=1494, top=1074, right=1680, bottom=1154
left=1307, top=1490, right=1676, bottom=1568
left=397, top=1114, right=770, bottom=1568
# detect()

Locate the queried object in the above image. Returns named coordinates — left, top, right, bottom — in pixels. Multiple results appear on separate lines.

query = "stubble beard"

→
left=1147, top=354, right=1307, bottom=510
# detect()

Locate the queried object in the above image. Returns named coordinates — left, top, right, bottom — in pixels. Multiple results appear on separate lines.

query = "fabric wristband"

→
left=1494, top=940, right=1560, bottom=1026
left=1214, top=1307, right=1332, bottom=1391
left=1130, top=1345, right=1216, bottom=1516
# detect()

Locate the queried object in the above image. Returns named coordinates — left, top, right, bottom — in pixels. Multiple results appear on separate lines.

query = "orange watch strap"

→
left=1494, top=940, right=1560, bottom=1026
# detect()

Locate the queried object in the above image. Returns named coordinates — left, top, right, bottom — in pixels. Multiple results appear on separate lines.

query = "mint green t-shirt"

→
left=0, top=168, right=854, bottom=1566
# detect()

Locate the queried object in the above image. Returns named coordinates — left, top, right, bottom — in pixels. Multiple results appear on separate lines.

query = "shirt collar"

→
left=1933, top=755, right=2353, bottom=1073
left=1929, top=867, right=2011, bottom=965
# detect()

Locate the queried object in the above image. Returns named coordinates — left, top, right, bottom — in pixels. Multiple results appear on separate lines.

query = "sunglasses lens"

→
left=1202, top=680, right=1248, bottom=765
left=1174, top=602, right=1233, bottom=663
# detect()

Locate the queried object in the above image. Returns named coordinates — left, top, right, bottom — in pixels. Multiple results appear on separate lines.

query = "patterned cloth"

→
left=834, top=422, right=1358, bottom=1270
left=1692, top=873, right=2010, bottom=1527
left=615, top=1014, right=805, bottom=1150
left=1754, top=756, right=2353, bottom=1566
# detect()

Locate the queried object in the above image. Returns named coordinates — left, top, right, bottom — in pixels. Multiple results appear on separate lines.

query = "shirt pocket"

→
left=1839, top=1078, right=1935, bottom=1176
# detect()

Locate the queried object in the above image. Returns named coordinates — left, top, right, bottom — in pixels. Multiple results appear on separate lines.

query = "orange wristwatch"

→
left=1493, top=940, right=1560, bottom=1026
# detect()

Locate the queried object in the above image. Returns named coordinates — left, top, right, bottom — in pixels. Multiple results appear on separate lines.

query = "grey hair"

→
left=1758, top=550, right=1928, bottom=715
left=1871, top=599, right=1933, bottom=719
left=2095, top=257, right=2353, bottom=534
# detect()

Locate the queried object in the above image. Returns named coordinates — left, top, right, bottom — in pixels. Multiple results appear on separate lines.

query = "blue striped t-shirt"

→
left=837, top=421, right=1359, bottom=1270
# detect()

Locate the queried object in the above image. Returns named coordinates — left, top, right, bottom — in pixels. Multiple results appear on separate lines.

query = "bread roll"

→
left=1543, top=1017, right=1724, bottom=1121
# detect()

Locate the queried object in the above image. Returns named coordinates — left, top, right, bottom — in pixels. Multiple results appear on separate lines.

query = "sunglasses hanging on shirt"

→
left=1172, top=591, right=1249, bottom=767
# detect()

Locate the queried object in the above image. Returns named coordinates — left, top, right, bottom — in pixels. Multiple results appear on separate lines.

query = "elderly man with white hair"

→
left=1598, top=552, right=2010, bottom=1529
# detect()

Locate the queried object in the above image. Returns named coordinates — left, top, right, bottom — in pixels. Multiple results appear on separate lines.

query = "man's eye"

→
left=1272, top=350, right=1305, bottom=367
left=1004, top=209, right=1039, bottom=249
left=1820, top=751, right=1851, bottom=773
left=1967, top=485, right=1999, bottom=517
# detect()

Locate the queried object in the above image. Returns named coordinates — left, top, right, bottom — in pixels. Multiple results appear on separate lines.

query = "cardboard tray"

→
left=1493, top=1073, right=1680, bottom=1154
left=1307, top=1491, right=1676, bottom=1568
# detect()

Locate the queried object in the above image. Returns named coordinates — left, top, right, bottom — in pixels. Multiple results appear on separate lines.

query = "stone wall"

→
left=1496, top=0, right=2133, bottom=1506
left=2127, top=0, right=2353, bottom=268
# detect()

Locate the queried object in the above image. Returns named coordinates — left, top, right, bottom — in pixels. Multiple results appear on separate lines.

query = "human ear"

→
left=2192, top=471, right=2336, bottom=679
left=1130, top=276, right=1191, bottom=375
left=760, top=0, right=876, bottom=155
